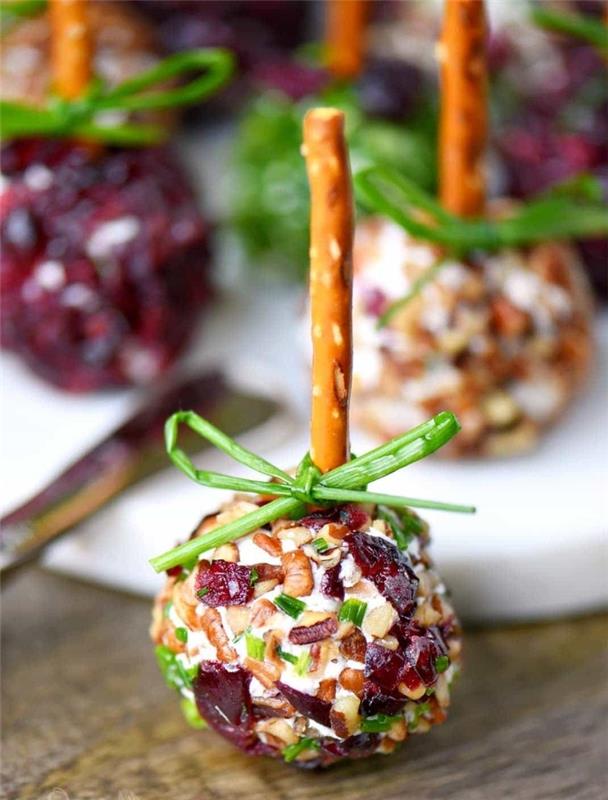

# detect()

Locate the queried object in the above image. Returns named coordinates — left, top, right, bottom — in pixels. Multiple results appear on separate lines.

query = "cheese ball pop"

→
left=1, top=0, right=232, bottom=391
left=351, top=0, right=598, bottom=458
left=149, top=108, right=472, bottom=767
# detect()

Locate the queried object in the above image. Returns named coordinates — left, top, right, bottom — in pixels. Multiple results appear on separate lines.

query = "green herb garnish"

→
left=294, top=650, right=311, bottom=677
left=276, top=647, right=299, bottom=665
left=408, top=701, right=432, bottom=732
left=163, top=601, right=173, bottom=618
left=312, top=537, right=330, bottom=553
left=435, top=655, right=450, bottom=674
left=149, top=410, right=474, bottom=573
left=0, top=0, right=45, bottom=31
left=360, top=714, right=403, bottom=733
left=249, top=567, right=260, bottom=586
left=180, top=696, right=207, bottom=730
left=531, top=6, right=608, bottom=56
left=155, top=645, right=198, bottom=692
left=175, top=627, right=188, bottom=644
left=0, top=48, right=234, bottom=145
left=377, top=505, right=421, bottom=550
left=282, top=736, right=320, bottom=764
left=338, top=599, right=367, bottom=627
left=245, top=632, right=266, bottom=661
left=230, top=84, right=436, bottom=282
left=196, top=587, right=209, bottom=600
left=274, top=594, right=306, bottom=620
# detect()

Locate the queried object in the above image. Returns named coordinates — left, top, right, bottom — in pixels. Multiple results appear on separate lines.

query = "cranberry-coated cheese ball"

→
left=351, top=218, right=594, bottom=458
left=0, top=139, right=211, bottom=391
left=151, top=498, right=461, bottom=767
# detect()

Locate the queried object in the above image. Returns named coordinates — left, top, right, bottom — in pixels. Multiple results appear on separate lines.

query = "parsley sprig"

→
left=149, top=410, right=474, bottom=573
left=0, top=48, right=234, bottom=145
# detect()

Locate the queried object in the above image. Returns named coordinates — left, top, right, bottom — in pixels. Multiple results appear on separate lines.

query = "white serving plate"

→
left=2, top=280, right=607, bottom=622
left=2, top=126, right=606, bottom=622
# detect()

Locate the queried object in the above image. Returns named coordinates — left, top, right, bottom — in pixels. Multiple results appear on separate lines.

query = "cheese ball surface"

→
left=351, top=218, right=594, bottom=458
left=151, top=499, right=461, bottom=767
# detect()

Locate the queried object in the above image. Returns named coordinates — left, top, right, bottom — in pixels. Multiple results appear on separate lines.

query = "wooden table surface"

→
left=2, top=568, right=607, bottom=800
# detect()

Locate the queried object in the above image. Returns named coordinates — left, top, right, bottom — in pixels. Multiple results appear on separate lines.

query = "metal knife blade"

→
left=0, top=370, right=279, bottom=576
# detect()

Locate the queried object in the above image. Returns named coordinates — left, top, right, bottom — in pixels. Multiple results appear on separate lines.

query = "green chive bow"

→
left=531, top=6, right=608, bottom=56
left=355, top=166, right=608, bottom=327
left=0, top=48, right=234, bottom=145
left=149, top=410, right=474, bottom=573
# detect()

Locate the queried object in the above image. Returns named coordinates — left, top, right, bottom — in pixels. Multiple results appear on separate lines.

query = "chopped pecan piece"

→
left=339, top=629, right=367, bottom=662
left=201, top=608, right=237, bottom=663
left=330, top=695, right=360, bottom=738
left=317, top=678, right=337, bottom=703
left=281, top=550, right=313, bottom=597
left=289, top=616, right=338, bottom=645
left=253, top=532, right=283, bottom=558
left=339, top=667, right=364, bottom=695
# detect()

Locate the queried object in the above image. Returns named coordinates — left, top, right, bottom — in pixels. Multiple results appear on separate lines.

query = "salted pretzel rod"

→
left=303, top=108, right=354, bottom=473
left=326, top=0, right=368, bottom=79
left=49, top=0, right=92, bottom=100
left=438, top=0, right=488, bottom=217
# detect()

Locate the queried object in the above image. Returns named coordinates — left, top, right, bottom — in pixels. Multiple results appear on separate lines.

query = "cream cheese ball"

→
left=351, top=217, right=595, bottom=458
left=151, top=497, right=461, bottom=767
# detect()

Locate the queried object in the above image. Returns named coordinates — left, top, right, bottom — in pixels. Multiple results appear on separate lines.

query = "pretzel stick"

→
left=326, top=0, right=368, bottom=79
left=438, top=0, right=487, bottom=217
left=49, top=0, right=92, bottom=100
left=303, top=108, right=354, bottom=473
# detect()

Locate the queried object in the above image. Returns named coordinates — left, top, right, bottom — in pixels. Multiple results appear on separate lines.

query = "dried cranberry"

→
left=319, top=733, right=380, bottom=762
left=391, top=621, right=448, bottom=688
left=365, top=642, right=406, bottom=691
left=320, top=563, right=344, bottom=600
left=360, top=681, right=406, bottom=717
left=0, top=139, right=210, bottom=392
left=276, top=682, right=332, bottom=728
left=196, top=560, right=254, bottom=607
left=357, top=57, right=425, bottom=122
left=166, top=565, right=183, bottom=579
left=299, top=509, right=339, bottom=532
left=339, top=504, right=371, bottom=532
left=193, top=662, right=274, bottom=756
left=345, top=531, right=419, bottom=617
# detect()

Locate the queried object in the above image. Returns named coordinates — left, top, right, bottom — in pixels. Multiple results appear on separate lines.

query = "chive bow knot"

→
left=150, top=410, right=474, bottom=572
left=0, top=49, right=234, bottom=145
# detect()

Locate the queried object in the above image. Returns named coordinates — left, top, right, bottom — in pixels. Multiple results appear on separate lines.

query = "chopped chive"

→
left=163, top=600, right=173, bottom=618
left=435, top=655, right=449, bottom=674
left=155, top=645, right=198, bottom=692
left=408, top=701, right=431, bottom=731
left=378, top=505, right=414, bottom=549
left=276, top=646, right=299, bottom=665
left=249, top=567, right=259, bottom=586
left=180, top=696, right=207, bottom=730
left=274, top=594, right=306, bottom=619
left=283, top=737, right=320, bottom=763
left=426, top=687, right=435, bottom=696
left=175, top=627, right=188, bottom=644
left=233, top=625, right=250, bottom=644
left=360, top=714, right=403, bottom=733
left=149, top=410, right=471, bottom=573
left=294, top=650, right=311, bottom=676
left=338, top=599, right=367, bottom=627
left=245, top=632, right=266, bottom=661
left=196, top=587, right=209, bottom=600
left=312, top=537, right=329, bottom=553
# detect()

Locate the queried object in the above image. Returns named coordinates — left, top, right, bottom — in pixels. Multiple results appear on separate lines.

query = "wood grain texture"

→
left=2, top=569, right=607, bottom=800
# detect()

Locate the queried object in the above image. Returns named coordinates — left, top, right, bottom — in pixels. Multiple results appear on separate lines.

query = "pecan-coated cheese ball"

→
left=151, top=498, right=461, bottom=767
left=351, top=218, right=594, bottom=458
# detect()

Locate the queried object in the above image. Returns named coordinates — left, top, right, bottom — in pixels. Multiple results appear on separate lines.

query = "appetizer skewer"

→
left=350, top=0, right=599, bottom=458
left=150, top=108, right=470, bottom=767
left=0, top=0, right=232, bottom=391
